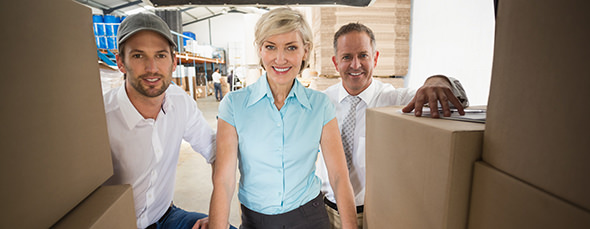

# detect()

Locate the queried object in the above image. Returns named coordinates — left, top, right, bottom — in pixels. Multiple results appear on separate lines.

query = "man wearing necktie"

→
left=316, top=22, right=469, bottom=229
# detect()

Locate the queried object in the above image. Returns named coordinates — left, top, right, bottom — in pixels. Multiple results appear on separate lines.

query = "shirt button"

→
left=277, top=123, right=281, bottom=127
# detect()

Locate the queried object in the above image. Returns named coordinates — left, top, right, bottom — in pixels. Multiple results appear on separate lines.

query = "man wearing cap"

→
left=102, top=13, right=223, bottom=229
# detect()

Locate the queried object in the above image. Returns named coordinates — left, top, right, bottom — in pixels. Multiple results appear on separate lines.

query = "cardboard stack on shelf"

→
left=0, top=0, right=135, bottom=228
left=195, top=85, right=208, bottom=99
left=364, top=1, right=590, bottom=228
left=195, top=73, right=208, bottom=99
left=310, top=0, right=410, bottom=77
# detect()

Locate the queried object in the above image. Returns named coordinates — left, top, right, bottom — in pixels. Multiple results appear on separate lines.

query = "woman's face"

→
left=259, top=30, right=308, bottom=88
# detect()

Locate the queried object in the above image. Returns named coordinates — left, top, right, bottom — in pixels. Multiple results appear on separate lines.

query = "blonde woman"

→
left=207, top=7, right=357, bottom=229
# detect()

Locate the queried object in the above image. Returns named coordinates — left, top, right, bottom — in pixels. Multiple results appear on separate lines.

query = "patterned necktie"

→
left=341, top=95, right=361, bottom=171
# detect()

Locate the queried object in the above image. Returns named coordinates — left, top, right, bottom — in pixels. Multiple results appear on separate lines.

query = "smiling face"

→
left=332, top=31, right=379, bottom=96
left=117, top=30, right=176, bottom=98
left=259, top=30, right=309, bottom=89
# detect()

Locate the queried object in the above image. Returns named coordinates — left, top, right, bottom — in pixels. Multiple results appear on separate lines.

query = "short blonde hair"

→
left=255, top=7, right=313, bottom=73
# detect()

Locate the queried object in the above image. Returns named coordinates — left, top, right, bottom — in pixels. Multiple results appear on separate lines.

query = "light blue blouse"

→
left=218, top=74, right=336, bottom=215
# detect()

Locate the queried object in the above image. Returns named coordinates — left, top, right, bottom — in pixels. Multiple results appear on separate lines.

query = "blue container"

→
left=104, top=15, right=118, bottom=36
left=104, top=15, right=118, bottom=23
left=98, top=36, right=107, bottom=49
left=95, top=23, right=105, bottom=36
left=182, top=32, right=196, bottom=46
left=93, top=15, right=105, bottom=36
left=107, top=36, right=117, bottom=50
left=92, top=14, right=104, bottom=35
left=105, top=24, right=115, bottom=36
left=92, top=14, right=104, bottom=23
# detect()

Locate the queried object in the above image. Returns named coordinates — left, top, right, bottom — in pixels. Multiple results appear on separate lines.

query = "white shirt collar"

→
left=116, top=85, right=173, bottom=130
left=337, top=79, right=377, bottom=105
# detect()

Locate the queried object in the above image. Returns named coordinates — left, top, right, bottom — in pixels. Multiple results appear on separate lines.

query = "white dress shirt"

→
left=317, top=79, right=414, bottom=206
left=317, top=77, right=468, bottom=206
left=102, top=84, right=216, bottom=228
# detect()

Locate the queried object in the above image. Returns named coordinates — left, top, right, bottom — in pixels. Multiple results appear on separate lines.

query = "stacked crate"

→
left=309, top=0, right=411, bottom=77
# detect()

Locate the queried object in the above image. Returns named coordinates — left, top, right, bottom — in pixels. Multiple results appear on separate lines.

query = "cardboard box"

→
left=0, top=1, right=113, bottom=228
left=181, top=76, right=190, bottom=92
left=195, top=86, right=207, bottom=98
left=220, top=76, right=229, bottom=86
left=192, top=75, right=198, bottom=100
left=172, top=77, right=182, bottom=87
left=483, top=0, right=590, bottom=210
left=53, top=185, right=137, bottom=229
left=468, top=162, right=590, bottom=229
left=221, top=84, right=230, bottom=96
left=365, top=106, right=485, bottom=229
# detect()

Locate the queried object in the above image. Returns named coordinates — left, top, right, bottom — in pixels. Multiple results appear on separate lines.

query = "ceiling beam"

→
left=181, top=6, right=196, bottom=12
left=182, top=13, right=222, bottom=26
left=104, top=0, right=143, bottom=14
left=73, top=0, right=110, bottom=11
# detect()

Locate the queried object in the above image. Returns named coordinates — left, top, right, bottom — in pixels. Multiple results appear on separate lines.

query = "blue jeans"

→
left=214, top=82, right=222, bottom=101
left=154, top=205, right=237, bottom=229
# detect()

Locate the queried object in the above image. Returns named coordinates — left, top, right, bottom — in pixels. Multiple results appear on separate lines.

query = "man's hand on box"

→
left=402, top=75, right=465, bottom=118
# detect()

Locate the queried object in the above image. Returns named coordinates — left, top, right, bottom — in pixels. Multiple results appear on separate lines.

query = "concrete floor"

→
left=171, top=77, right=404, bottom=226
left=172, top=93, right=242, bottom=226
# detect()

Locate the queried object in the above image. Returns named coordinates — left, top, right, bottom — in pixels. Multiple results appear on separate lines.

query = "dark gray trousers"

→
left=240, top=193, right=329, bottom=229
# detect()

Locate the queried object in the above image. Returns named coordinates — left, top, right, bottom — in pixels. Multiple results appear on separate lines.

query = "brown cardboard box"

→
left=0, top=1, right=113, bottom=228
left=53, top=185, right=137, bottom=229
left=192, top=76, right=198, bottom=100
left=181, top=76, right=190, bottom=92
left=172, top=78, right=182, bottom=87
left=365, top=106, right=485, bottom=229
left=468, top=162, right=590, bottom=229
left=220, top=76, right=229, bottom=86
left=221, top=84, right=230, bottom=96
left=195, top=86, right=207, bottom=98
left=483, top=0, right=590, bottom=210
left=220, top=77, right=230, bottom=95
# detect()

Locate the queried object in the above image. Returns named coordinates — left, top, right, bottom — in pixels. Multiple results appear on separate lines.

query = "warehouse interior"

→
left=1, top=0, right=589, bottom=228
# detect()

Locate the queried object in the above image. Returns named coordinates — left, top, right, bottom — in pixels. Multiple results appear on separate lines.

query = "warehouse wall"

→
left=183, top=13, right=261, bottom=66
left=406, top=0, right=495, bottom=106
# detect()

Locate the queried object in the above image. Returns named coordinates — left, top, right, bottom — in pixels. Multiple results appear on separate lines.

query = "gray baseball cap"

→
left=117, top=13, right=177, bottom=48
